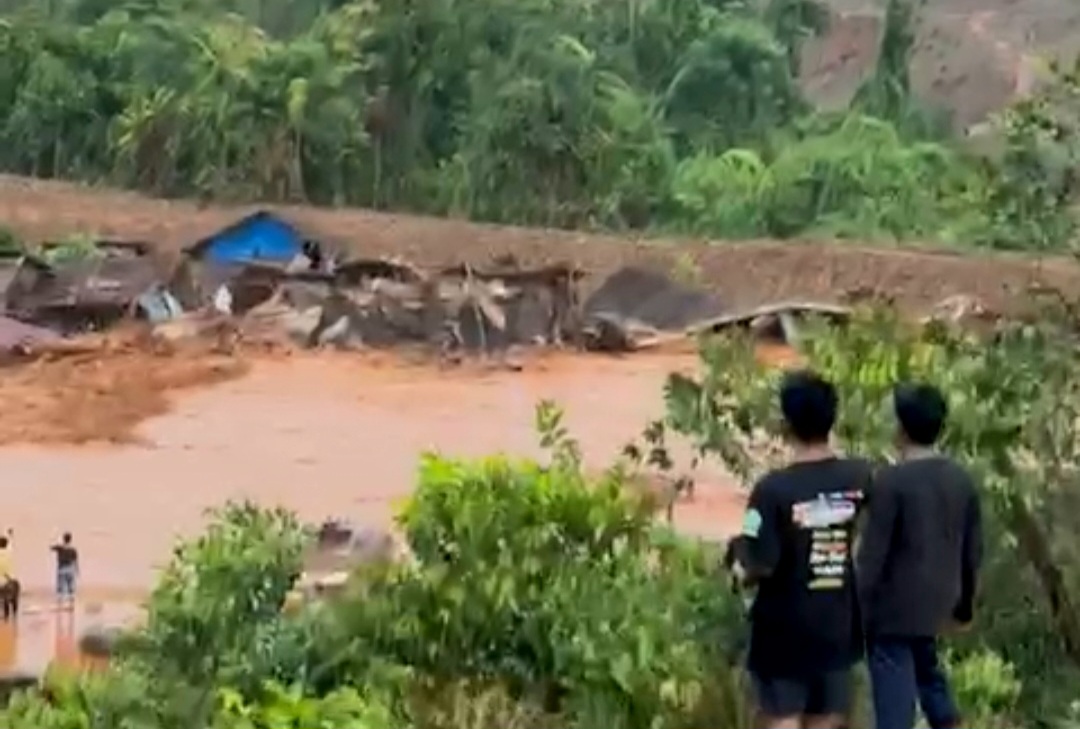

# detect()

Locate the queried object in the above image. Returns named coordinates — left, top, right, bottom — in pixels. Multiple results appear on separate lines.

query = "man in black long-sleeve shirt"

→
left=857, top=383, right=983, bottom=729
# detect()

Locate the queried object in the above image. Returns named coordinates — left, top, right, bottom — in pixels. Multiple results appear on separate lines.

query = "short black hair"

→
left=779, top=369, right=837, bottom=444
left=894, top=382, right=948, bottom=446
left=62, top=532, right=72, bottom=543
left=0, top=537, right=7, bottom=549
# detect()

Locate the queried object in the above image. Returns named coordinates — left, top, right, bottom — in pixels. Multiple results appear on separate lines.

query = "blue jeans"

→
left=867, top=636, right=961, bottom=729
left=56, top=565, right=77, bottom=599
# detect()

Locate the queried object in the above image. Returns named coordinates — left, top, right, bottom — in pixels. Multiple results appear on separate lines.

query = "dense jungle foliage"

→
left=0, top=0, right=1077, bottom=247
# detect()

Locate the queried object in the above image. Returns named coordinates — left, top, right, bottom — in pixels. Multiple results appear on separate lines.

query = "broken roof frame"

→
left=4, top=251, right=164, bottom=315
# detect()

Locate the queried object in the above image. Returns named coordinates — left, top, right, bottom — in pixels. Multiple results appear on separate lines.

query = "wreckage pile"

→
left=0, top=209, right=772, bottom=362
left=0, top=209, right=986, bottom=365
left=0, top=211, right=594, bottom=362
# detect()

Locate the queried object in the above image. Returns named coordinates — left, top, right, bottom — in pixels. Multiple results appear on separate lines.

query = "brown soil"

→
left=0, top=334, right=248, bottom=445
left=2, top=175, right=1080, bottom=316
left=806, top=0, right=1080, bottom=130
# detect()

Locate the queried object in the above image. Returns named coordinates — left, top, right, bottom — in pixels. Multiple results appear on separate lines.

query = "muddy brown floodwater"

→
left=0, top=349, right=748, bottom=674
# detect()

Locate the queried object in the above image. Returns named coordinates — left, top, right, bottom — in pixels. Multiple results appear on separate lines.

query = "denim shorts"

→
left=56, top=565, right=77, bottom=597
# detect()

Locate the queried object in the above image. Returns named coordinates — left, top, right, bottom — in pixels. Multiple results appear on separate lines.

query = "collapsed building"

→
left=4, top=253, right=175, bottom=333
left=578, top=265, right=856, bottom=352
left=237, top=258, right=585, bottom=355
left=0, top=210, right=888, bottom=363
left=581, top=265, right=726, bottom=351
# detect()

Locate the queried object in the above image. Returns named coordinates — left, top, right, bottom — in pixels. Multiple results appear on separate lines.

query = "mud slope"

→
left=1, top=175, right=1079, bottom=313
left=0, top=338, right=248, bottom=446
left=807, top=0, right=1080, bottom=129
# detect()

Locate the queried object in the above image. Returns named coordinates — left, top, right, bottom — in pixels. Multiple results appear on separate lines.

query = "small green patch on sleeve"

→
left=742, top=508, right=762, bottom=538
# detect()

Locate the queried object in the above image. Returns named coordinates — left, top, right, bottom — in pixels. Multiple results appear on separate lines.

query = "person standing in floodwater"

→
left=0, top=530, right=14, bottom=674
left=0, top=529, right=17, bottom=620
left=51, top=532, right=79, bottom=609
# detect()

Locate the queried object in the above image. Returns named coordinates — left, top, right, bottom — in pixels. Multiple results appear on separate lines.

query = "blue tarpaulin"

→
left=188, top=211, right=305, bottom=265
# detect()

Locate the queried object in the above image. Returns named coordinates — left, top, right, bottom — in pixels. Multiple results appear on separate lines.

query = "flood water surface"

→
left=0, top=350, right=746, bottom=672
left=0, top=599, right=140, bottom=675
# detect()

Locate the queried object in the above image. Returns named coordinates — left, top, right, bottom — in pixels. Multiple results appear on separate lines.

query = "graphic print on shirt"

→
left=791, top=490, right=864, bottom=591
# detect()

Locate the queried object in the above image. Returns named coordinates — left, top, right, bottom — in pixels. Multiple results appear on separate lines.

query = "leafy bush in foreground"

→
left=213, top=683, right=396, bottom=729
left=131, top=503, right=308, bottom=691
left=0, top=668, right=400, bottom=729
left=316, top=408, right=746, bottom=729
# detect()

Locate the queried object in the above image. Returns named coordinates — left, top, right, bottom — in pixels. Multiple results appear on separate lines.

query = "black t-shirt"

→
left=735, top=456, right=873, bottom=678
left=52, top=544, right=78, bottom=568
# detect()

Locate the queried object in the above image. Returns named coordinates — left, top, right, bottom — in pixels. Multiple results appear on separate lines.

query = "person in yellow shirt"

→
left=0, top=529, right=18, bottom=621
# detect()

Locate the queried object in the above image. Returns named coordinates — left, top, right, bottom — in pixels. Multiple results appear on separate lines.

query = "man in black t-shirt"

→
left=728, top=370, right=872, bottom=729
left=857, top=383, right=982, bottom=729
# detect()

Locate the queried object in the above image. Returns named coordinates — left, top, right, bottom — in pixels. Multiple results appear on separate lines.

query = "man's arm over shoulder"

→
left=955, top=480, right=983, bottom=624
left=856, top=466, right=900, bottom=605
left=727, top=477, right=784, bottom=584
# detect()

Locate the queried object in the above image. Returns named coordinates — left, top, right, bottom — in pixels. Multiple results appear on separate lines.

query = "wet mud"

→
left=0, top=349, right=747, bottom=673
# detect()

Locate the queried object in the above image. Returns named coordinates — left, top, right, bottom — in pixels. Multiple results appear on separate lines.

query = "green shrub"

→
left=672, top=115, right=991, bottom=241
left=41, top=233, right=104, bottom=263
left=0, top=225, right=21, bottom=257
left=409, top=680, right=559, bottom=729
left=1, top=673, right=399, bottom=729
left=671, top=149, right=767, bottom=238
left=212, top=682, right=397, bottom=729
left=0, top=669, right=158, bottom=729
left=313, top=404, right=746, bottom=729
left=128, top=502, right=308, bottom=690
left=946, top=649, right=1022, bottom=726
